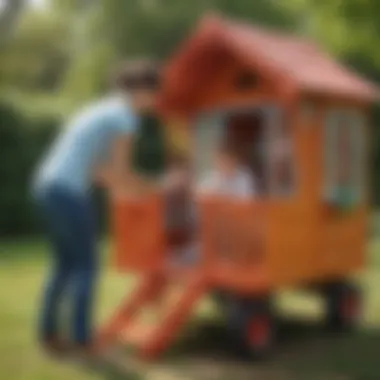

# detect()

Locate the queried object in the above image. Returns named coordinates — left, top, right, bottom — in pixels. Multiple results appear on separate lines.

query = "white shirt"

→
left=198, top=167, right=256, bottom=199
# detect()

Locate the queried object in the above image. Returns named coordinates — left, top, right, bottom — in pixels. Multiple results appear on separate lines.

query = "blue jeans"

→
left=34, top=184, right=98, bottom=344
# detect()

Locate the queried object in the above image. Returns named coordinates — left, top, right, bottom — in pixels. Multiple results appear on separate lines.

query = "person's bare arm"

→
left=104, top=135, right=156, bottom=198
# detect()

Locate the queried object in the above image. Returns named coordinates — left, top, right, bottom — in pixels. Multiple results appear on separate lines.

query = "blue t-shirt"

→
left=34, top=96, right=138, bottom=195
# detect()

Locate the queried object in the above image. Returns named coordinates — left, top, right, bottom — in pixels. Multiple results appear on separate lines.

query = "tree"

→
left=0, top=9, right=71, bottom=92
left=0, top=0, right=26, bottom=45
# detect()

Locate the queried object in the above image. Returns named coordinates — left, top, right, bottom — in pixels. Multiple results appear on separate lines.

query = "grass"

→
left=0, top=238, right=380, bottom=380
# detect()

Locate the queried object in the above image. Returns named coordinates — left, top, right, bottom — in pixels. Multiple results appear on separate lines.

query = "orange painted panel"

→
left=198, top=197, right=270, bottom=292
left=263, top=201, right=317, bottom=287
left=111, top=195, right=165, bottom=273
left=318, top=206, right=368, bottom=277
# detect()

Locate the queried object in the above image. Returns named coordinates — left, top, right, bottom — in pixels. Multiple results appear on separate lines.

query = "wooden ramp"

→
left=96, top=268, right=206, bottom=360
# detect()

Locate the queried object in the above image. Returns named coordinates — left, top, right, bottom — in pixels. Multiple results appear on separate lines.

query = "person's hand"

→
left=93, top=166, right=112, bottom=188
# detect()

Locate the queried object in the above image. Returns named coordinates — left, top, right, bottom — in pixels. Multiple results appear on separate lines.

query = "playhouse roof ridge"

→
left=159, top=14, right=379, bottom=114
left=208, top=15, right=378, bottom=102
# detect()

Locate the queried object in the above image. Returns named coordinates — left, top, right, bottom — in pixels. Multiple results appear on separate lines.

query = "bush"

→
left=132, top=114, right=167, bottom=177
left=0, top=99, right=60, bottom=236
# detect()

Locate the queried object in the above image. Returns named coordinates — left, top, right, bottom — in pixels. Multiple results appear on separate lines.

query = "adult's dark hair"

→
left=110, top=58, right=161, bottom=91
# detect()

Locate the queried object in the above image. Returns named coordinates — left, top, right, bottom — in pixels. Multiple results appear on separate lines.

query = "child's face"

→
left=215, top=152, right=238, bottom=176
left=168, top=166, right=191, bottom=190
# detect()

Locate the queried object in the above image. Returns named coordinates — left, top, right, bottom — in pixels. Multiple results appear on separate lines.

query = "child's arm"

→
left=236, top=170, right=257, bottom=200
left=195, top=172, right=218, bottom=197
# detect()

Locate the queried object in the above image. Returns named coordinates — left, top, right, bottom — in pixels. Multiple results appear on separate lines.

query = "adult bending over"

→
left=32, top=59, right=161, bottom=355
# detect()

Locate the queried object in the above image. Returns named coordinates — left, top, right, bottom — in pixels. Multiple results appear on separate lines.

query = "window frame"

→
left=323, top=107, right=367, bottom=204
left=265, top=106, right=298, bottom=198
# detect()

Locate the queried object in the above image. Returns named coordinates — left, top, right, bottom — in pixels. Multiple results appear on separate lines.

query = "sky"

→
left=30, top=0, right=47, bottom=7
left=0, top=0, right=47, bottom=11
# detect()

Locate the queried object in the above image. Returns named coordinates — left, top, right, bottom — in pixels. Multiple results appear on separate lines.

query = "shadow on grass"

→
left=72, top=316, right=380, bottom=380
left=67, top=352, right=143, bottom=380
left=159, top=317, right=380, bottom=380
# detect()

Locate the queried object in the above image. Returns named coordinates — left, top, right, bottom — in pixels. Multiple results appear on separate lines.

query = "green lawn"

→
left=0, top=238, right=380, bottom=380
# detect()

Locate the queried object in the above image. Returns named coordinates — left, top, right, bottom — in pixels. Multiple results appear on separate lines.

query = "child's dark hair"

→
left=110, top=58, right=161, bottom=91
left=167, top=152, right=191, bottom=169
left=218, top=142, right=239, bottom=159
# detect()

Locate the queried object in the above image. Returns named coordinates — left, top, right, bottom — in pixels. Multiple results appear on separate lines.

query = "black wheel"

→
left=324, top=282, right=361, bottom=332
left=225, top=296, right=276, bottom=360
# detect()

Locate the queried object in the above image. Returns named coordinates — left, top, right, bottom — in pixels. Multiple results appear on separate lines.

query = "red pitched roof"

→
left=221, top=18, right=377, bottom=101
left=160, top=15, right=378, bottom=113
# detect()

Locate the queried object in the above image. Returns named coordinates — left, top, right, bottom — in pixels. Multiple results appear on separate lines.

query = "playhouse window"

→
left=323, top=109, right=366, bottom=202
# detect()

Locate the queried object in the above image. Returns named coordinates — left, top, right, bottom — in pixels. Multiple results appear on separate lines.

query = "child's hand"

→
left=163, top=171, right=188, bottom=192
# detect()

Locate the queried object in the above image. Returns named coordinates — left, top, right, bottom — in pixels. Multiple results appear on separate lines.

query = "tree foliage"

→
left=0, top=9, right=70, bottom=91
left=2, top=0, right=379, bottom=101
left=0, top=0, right=26, bottom=44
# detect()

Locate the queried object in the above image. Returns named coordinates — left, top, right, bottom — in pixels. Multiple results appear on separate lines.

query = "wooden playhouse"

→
left=97, top=15, right=378, bottom=360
